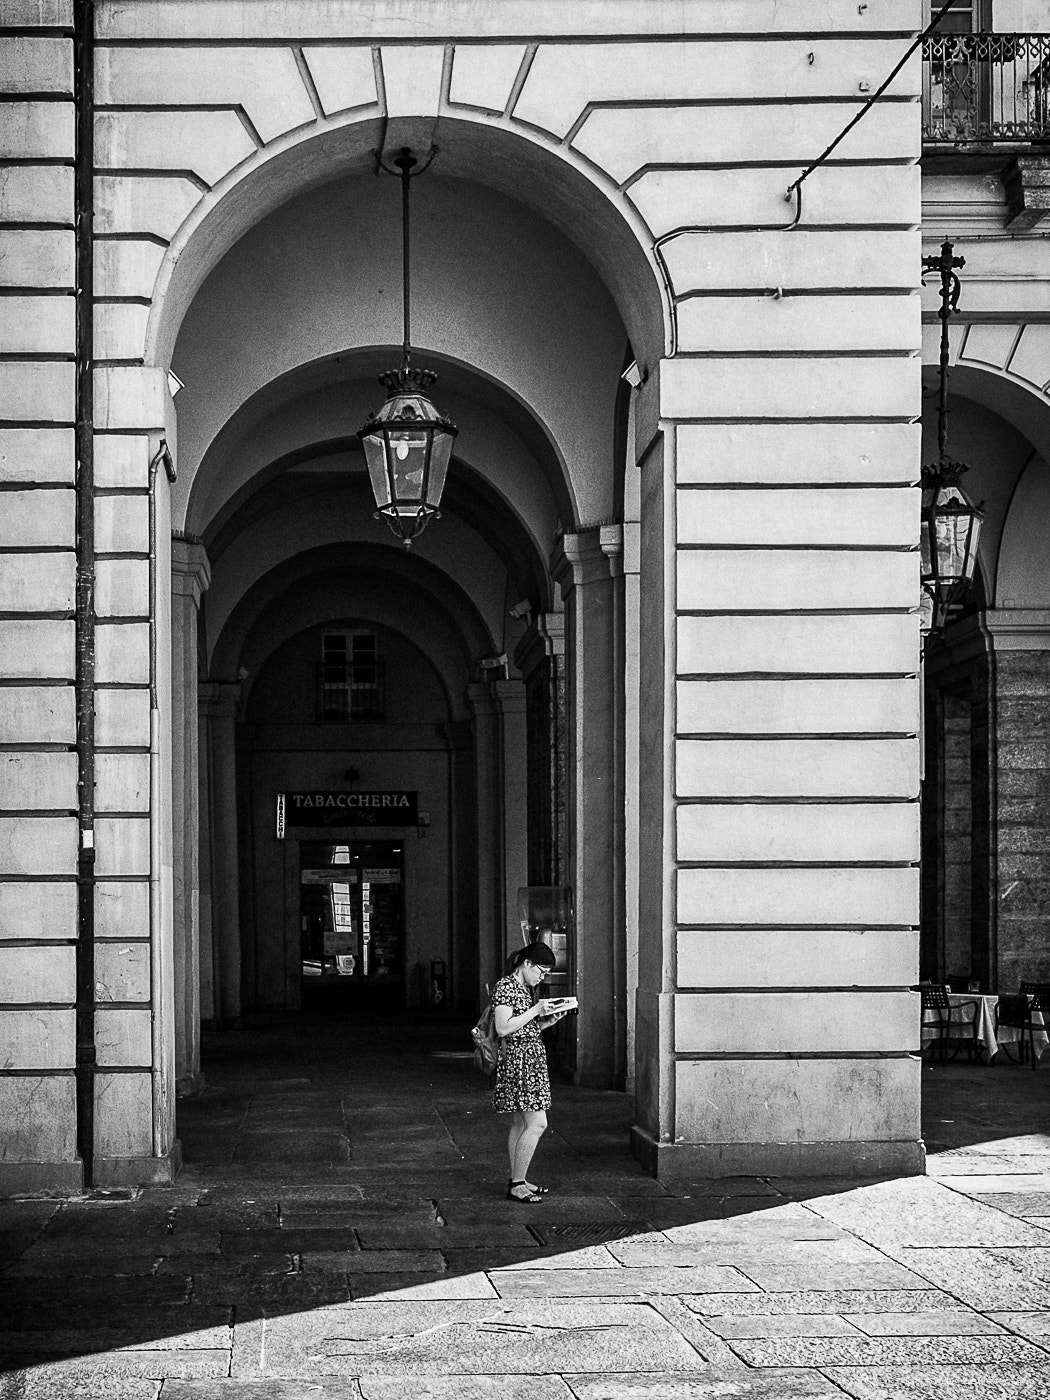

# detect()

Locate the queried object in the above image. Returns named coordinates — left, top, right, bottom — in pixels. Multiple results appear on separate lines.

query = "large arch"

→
left=919, top=355, right=1050, bottom=997
left=163, top=104, right=658, bottom=1105
left=147, top=112, right=669, bottom=377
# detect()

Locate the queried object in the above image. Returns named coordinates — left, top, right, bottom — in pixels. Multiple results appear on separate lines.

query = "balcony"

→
left=923, top=33, right=1050, bottom=144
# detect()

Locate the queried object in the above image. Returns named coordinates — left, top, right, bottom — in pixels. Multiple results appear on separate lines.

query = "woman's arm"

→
left=494, top=999, right=548, bottom=1037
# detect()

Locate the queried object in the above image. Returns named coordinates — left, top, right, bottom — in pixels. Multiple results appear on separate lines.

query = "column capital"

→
left=550, top=523, right=622, bottom=595
left=494, top=677, right=527, bottom=715
left=514, top=611, right=565, bottom=676
left=171, top=532, right=211, bottom=604
left=984, top=608, right=1050, bottom=652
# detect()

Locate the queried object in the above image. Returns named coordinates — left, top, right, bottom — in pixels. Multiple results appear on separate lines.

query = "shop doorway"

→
left=299, top=840, right=405, bottom=1010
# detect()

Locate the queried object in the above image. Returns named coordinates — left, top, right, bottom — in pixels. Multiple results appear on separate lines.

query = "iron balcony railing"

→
left=923, top=33, right=1050, bottom=143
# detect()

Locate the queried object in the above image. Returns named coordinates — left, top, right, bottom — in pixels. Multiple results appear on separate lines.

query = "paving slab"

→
left=161, top=1385, right=363, bottom=1399
left=0, top=1276, right=191, bottom=1311
left=304, top=1249, right=447, bottom=1273
left=196, top=1185, right=365, bottom=1204
left=604, top=1198, right=725, bottom=1227
left=938, top=1174, right=1050, bottom=1194
left=354, top=1223, right=541, bottom=1248
left=564, top=1371, right=843, bottom=1398
left=190, top=1272, right=352, bottom=1307
left=889, top=1245, right=1050, bottom=1309
left=491, top=1266, right=758, bottom=1298
left=349, top=1271, right=499, bottom=1300
left=232, top=1300, right=710, bottom=1377
left=805, top=1176, right=1050, bottom=1247
left=446, top=1246, right=619, bottom=1270
left=0, top=1376, right=161, bottom=1400
left=704, top=1314, right=863, bottom=1339
left=727, top=1334, right=1049, bottom=1367
left=821, top=1362, right=1050, bottom=1398
left=359, top=1378, right=571, bottom=1399
left=663, top=1204, right=855, bottom=1243
left=0, top=1319, right=232, bottom=1354
left=686, top=1290, right=963, bottom=1317
left=232, top=1133, right=350, bottom=1162
left=156, top=1251, right=293, bottom=1276
left=988, top=1310, right=1050, bottom=1338
left=4, top=1251, right=163, bottom=1276
left=435, top=1196, right=626, bottom=1223
left=608, top=1238, right=887, bottom=1269
left=846, top=1310, right=1009, bottom=1336
left=281, top=1206, right=439, bottom=1228
left=969, top=1192, right=1050, bottom=1218
left=985, top=1245, right=1050, bottom=1282
left=734, top=1260, right=935, bottom=1293
left=0, top=1352, right=230, bottom=1379
left=219, top=1229, right=359, bottom=1254
left=22, top=1230, right=221, bottom=1258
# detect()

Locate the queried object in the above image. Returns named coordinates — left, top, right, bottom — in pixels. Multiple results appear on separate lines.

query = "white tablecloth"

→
left=921, top=991, right=1049, bottom=1061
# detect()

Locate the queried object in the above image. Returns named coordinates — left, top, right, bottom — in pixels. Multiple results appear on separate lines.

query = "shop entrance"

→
left=299, top=840, right=405, bottom=1010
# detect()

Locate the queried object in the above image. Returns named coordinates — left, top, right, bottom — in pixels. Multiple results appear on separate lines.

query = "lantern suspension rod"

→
left=372, top=144, right=439, bottom=371
left=397, top=149, right=413, bottom=369
left=922, top=238, right=965, bottom=464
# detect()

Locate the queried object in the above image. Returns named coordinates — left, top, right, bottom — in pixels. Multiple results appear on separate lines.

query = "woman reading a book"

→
left=492, top=941, right=574, bottom=1203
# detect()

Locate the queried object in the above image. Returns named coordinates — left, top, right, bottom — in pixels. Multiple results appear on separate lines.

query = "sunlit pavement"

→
left=3, top=1017, right=1050, bottom=1399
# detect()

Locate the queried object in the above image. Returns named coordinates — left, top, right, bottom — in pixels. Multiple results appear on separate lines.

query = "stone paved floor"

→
left=2, top=1013, right=1050, bottom=1399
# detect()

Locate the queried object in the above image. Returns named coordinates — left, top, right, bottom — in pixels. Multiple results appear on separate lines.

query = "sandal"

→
left=506, top=1180, right=544, bottom=1203
left=524, top=1182, right=549, bottom=1194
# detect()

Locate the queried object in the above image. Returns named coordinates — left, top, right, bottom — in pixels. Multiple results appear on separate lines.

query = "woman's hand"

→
left=494, top=1000, right=547, bottom=1037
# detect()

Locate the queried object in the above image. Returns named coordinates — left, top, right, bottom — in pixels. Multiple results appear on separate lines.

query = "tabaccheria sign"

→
left=276, top=790, right=418, bottom=837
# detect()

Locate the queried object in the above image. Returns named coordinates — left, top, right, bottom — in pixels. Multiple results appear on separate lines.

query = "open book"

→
left=545, top=996, right=578, bottom=1012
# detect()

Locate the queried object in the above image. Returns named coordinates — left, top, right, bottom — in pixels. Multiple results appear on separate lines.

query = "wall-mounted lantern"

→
left=920, top=239, right=984, bottom=631
left=358, top=148, right=457, bottom=548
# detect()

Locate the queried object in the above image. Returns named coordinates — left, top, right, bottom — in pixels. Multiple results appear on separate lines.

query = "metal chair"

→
left=921, top=984, right=978, bottom=1062
left=996, top=983, right=1050, bottom=1068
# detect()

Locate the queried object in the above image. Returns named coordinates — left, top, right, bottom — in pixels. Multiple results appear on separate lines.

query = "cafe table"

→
left=920, top=990, right=1049, bottom=1063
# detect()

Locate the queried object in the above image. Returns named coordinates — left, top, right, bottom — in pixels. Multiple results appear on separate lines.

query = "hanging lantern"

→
left=358, top=364, right=457, bottom=543
left=920, top=457, right=983, bottom=629
left=919, top=239, right=983, bottom=633
left=358, top=146, right=457, bottom=547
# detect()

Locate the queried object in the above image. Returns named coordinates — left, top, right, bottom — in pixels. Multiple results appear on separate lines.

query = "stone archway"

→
left=919, top=360, right=1050, bottom=994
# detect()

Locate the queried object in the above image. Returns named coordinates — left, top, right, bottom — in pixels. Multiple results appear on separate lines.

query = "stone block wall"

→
left=0, top=1, right=82, bottom=1191
left=995, top=650, right=1050, bottom=991
left=1, top=0, right=925, bottom=1185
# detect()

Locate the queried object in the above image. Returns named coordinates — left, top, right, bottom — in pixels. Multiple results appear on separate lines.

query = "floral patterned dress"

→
left=491, top=974, right=551, bottom=1113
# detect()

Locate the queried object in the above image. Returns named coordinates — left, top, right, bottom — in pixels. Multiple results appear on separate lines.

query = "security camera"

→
left=508, top=600, right=532, bottom=620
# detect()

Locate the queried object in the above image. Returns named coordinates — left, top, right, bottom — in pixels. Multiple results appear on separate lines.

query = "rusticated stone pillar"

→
left=199, top=681, right=242, bottom=1027
left=552, top=527, right=626, bottom=1089
left=170, top=534, right=209, bottom=1094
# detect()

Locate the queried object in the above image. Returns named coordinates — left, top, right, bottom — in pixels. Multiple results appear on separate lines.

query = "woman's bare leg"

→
left=506, top=1112, right=525, bottom=1179
left=510, top=1110, right=547, bottom=1186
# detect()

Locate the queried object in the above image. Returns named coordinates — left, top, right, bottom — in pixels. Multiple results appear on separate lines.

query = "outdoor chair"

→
left=920, top=983, right=978, bottom=1062
left=996, top=983, right=1050, bottom=1068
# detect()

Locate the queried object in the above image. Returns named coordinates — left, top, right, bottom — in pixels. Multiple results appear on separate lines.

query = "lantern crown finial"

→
left=379, top=363, right=438, bottom=399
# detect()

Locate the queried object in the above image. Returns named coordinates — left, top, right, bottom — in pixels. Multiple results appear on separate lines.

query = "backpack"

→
left=471, top=995, right=501, bottom=1076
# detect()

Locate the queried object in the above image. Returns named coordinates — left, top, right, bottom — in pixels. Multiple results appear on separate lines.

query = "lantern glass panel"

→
left=389, top=429, right=430, bottom=508
left=426, top=430, right=454, bottom=509
left=361, top=434, right=393, bottom=509
left=933, top=484, right=978, bottom=585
